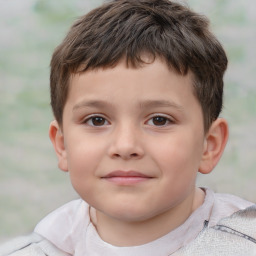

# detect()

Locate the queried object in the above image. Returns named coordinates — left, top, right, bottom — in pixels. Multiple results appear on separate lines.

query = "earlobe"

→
left=49, top=120, right=68, bottom=172
left=199, top=118, right=229, bottom=174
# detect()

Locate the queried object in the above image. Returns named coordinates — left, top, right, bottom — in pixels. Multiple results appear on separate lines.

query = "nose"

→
left=108, top=124, right=144, bottom=160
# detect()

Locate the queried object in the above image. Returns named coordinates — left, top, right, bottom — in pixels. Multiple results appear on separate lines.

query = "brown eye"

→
left=85, top=116, right=109, bottom=126
left=152, top=116, right=168, bottom=126
left=91, top=117, right=106, bottom=126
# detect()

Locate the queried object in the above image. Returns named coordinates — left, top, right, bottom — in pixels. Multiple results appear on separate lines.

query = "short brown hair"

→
left=50, top=0, right=228, bottom=131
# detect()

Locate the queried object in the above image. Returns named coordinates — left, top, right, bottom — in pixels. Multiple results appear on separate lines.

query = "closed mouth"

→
left=103, top=170, right=152, bottom=178
left=102, top=170, right=153, bottom=185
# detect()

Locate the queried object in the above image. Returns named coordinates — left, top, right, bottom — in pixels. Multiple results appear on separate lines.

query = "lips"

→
left=104, top=170, right=150, bottom=178
left=102, top=170, right=152, bottom=185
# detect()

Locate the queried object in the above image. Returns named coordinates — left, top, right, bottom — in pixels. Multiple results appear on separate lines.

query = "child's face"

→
left=53, top=58, right=207, bottom=223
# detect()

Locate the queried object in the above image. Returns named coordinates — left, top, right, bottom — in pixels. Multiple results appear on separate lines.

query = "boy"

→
left=1, top=0, right=256, bottom=255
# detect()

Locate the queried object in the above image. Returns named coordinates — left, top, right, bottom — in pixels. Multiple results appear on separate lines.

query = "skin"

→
left=49, top=58, right=228, bottom=246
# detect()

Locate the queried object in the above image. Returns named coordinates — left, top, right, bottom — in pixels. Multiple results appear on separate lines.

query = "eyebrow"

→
left=73, top=99, right=184, bottom=112
left=139, top=100, right=184, bottom=112
left=73, top=100, right=113, bottom=111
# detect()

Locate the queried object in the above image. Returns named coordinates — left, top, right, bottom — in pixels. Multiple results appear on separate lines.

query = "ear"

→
left=199, top=118, right=229, bottom=174
left=49, top=120, right=68, bottom=172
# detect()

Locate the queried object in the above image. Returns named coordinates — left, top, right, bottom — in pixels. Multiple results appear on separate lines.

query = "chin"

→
left=101, top=205, right=157, bottom=223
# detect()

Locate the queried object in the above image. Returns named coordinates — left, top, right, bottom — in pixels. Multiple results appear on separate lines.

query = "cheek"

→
left=156, top=136, right=202, bottom=203
left=153, top=132, right=204, bottom=176
left=65, top=138, right=103, bottom=186
left=66, top=131, right=105, bottom=166
left=67, top=146, right=98, bottom=201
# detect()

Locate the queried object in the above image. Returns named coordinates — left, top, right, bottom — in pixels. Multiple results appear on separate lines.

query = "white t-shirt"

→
left=34, top=188, right=253, bottom=256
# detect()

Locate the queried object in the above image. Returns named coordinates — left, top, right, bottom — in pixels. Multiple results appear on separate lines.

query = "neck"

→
left=94, top=187, right=205, bottom=246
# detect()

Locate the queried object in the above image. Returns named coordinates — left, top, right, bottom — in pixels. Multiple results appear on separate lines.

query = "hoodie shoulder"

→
left=175, top=204, right=256, bottom=256
left=0, top=233, right=70, bottom=256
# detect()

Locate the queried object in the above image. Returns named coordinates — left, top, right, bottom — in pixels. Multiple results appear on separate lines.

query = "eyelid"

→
left=83, top=114, right=110, bottom=126
left=145, top=113, right=175, bottom=126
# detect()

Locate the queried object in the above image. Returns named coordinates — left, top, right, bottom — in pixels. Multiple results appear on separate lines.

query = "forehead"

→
left=70, top=57, right=194, bottom=93
left=65, top=58, right=201, bottom=116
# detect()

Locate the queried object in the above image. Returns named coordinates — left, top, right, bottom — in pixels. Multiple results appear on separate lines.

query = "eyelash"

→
left=146, top=114, right=174, bottom=127
left=83, top=115, right=110, bottom=127
left=83, top=114, right=174, bottom=127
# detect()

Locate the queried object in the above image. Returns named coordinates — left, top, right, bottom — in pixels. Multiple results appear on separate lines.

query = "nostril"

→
left=112, top=152, right=140, bottom=160
left=113, top=153, right=138, bottom=157
left=108, top=137, right=144, bottom=159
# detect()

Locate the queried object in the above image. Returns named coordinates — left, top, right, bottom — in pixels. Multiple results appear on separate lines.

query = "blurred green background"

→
left=0, top=0, right=256, bottom=242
